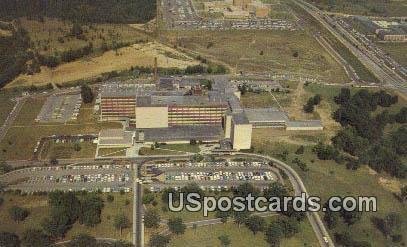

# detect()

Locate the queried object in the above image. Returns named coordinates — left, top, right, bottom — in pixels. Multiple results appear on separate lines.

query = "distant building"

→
left=377, top=27, right=407, bottom=42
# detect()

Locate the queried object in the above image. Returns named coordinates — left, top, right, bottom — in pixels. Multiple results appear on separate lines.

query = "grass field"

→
left=305, top=0, right=407, bottom=16
left=139, top=147, right=184, bottom=156
left=0, top=193, right=133, bottom=242
left=97, top=148, right=127, bottom=157
left=376, top=42, right=407, bottom=67
left=241, top=91, right=291, bottom=109
left=161, top=144, right=201, bottom=153
left=169, top=218, right=319, bottom=247
left=40, top=141, right=97, bottom=160
left=164, top=30, right=349, bottom=84
left=0, top=91, right=18, bottom=125
left=9, top=42, right=199, bottom=88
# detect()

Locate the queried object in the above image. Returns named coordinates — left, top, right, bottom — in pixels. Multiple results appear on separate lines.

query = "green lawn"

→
left=0, top=91, right=18, bottom=125
left=162, top=144, right=200, bottom=153
left=169, top=218, right=319, bottom=247
left=40, top=141, right=97, bottom=159
left=97, top=148, right=127, bottom=157
left=241, top=92, right=291, bottom=108
left=376, top=42, right=407, bottom=67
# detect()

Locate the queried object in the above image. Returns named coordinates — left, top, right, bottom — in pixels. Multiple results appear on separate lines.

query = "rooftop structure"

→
left=244, top=108, right=289, bottom=128
left=286, top=120, right=323, bottom=130
left=135, top=125, right=223, bottom=143
left=98, top=129, right=135, bottom=147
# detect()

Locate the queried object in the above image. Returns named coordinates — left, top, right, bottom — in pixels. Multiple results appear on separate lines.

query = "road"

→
left=235, top=152, right=334, bottom=247
left=292, top=0, right=406, bottom=95
left=133, top=163, right=143, bottom=247
left=0, top=96, right=27, bottom=143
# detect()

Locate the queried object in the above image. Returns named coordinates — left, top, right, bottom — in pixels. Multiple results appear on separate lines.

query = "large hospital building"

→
left=97, top=77, right=322, bottom=151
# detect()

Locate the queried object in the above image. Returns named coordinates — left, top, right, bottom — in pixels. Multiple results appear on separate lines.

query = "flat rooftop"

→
left=286, top=120, right=323, bottom=128
left=244, top=108, right=289, bottom=123
left=136, top=125, right=223, bottom=142
left=232, top=112, right=250, bottom=125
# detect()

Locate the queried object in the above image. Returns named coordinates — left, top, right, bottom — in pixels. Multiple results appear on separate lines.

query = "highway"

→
left=292, top=0, right=406, bottom=95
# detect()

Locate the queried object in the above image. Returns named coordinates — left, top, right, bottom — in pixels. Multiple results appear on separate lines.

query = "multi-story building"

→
left=99, top=84, right=139, bottom=122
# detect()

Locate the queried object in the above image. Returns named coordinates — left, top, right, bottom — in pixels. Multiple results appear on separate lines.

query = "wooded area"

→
left=0, top=0, right=156, bottom=23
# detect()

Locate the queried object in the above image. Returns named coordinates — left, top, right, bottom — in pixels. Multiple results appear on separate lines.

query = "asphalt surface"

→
left=293, top=0, right=406, bottom=95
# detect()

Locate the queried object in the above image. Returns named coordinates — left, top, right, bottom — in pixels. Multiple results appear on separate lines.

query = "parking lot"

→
left=145, top=160, right=281, bottom=192
left=0, top=164, right=132, bottom=193
left=35, top=93, right=82, bottom=123
left=162, top=0, right=296, bottom=30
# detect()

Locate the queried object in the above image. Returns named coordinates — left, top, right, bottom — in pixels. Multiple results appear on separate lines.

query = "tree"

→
left=68, top=234, right=97, bottom=247
left=149, top=234, right=170, bottom=247
left=114, top=213, right=130, bottom=235
left=263, top=182, right=288, bottom=200
left=142, top=193, right=155, bottom=205
left=0, top=231, right=20, bottom=247
left=144, top=210, right=160, bottom=228
left=372, top=212, right=402, bottom=238
left=0, top=161, right=12, bottom=175
left=218, top=234, right=231, bottom=247
left=312, top=94, right=322, bottom=105
left=167, top=217, right=186, bottom=235
left=334, top=88, right=351, bottom=105
left=9, top=206, right=29, bottom=222
left=21, top=229, right=53, bottom=247
left=233, top=210, right=250, bottom=228
left=107, top=194, right=114, bottom=202
left=303, top=101, right=314, bottom=113
left=295, top=146, right=304, bottom=155
left=293, top=51, right=299, bottom=57
left=81, top=84, right=94, bottom=103
left=341, top=210, right=362, bottom=225
left=275, top=216, right=300, bottom=238
left=323, top=201, right=340, bottom=229
left=41, top=213, right=72, bottom=239
left=73, top=142, right=81, bottom=152
left=245, top=215, right=265, bottom=235
left=394, top=107, right=407, bottom=123
left=264, top=223, right=283, bottom=247
left=313, top=142, right=339, bottom=160
left=70, top=23, right=84, bottom=38
left=401, top=185, right=407, bottom=201
left=78, top=193, right=104, bottom=227
left=215, top=210, right=230, bottom=223
left=233, top=182, right=259, bottom=197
